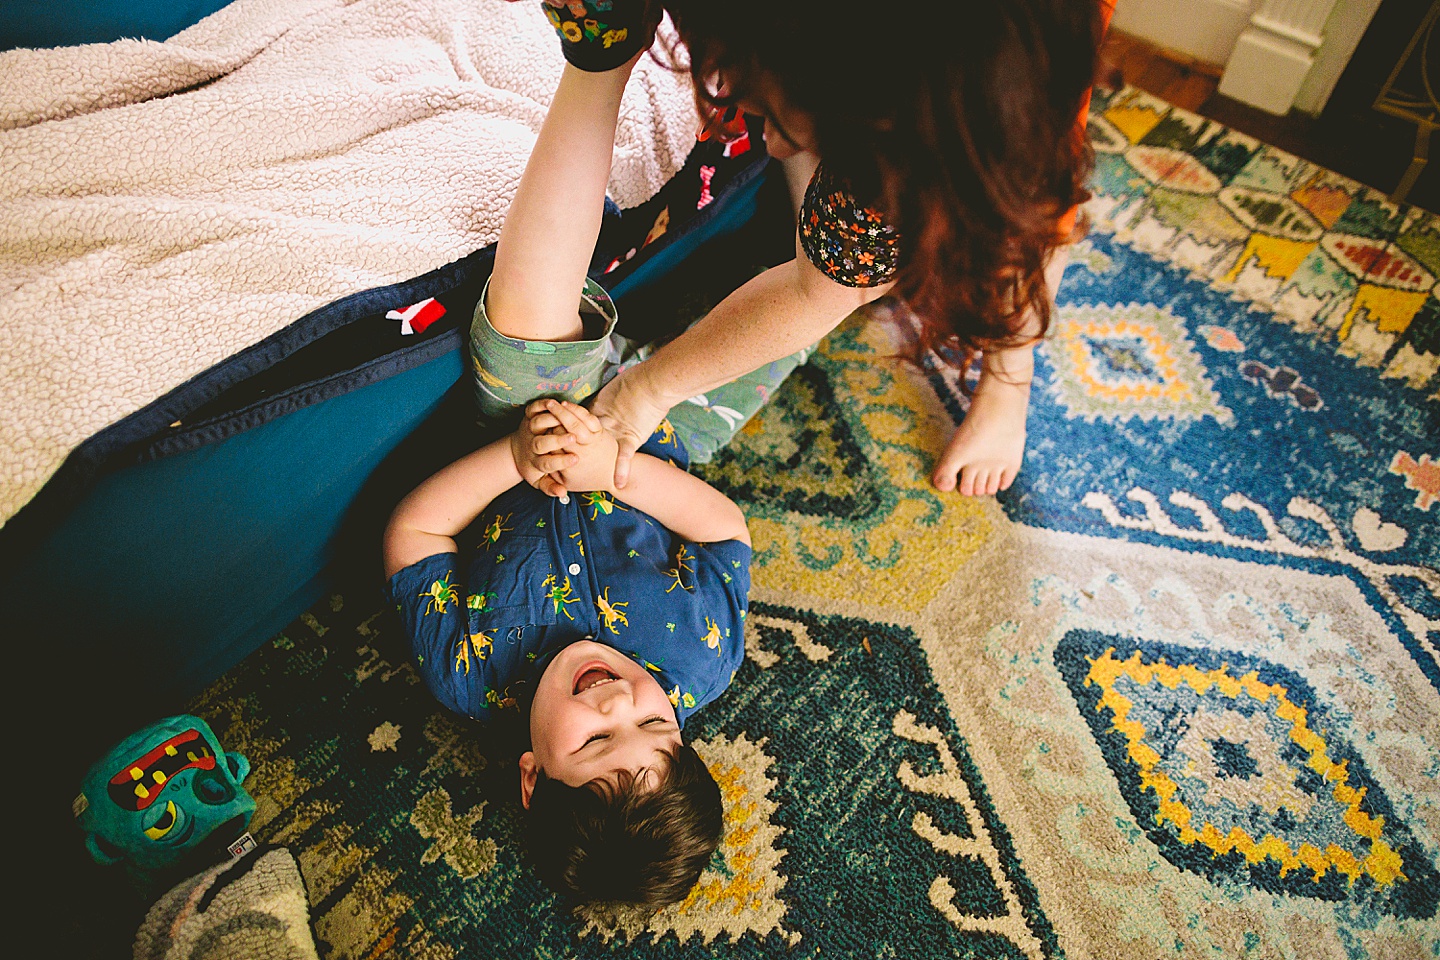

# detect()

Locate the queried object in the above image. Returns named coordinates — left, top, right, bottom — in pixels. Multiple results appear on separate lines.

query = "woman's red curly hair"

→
left=663, top=0, right=1107, bottom=368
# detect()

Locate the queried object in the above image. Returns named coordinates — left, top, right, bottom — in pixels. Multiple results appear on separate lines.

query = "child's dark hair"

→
left=526, top=742, right=722, bottom=907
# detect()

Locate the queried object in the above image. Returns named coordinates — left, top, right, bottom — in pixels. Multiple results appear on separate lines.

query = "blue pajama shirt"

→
left=387, top=430, right=749, bottom=728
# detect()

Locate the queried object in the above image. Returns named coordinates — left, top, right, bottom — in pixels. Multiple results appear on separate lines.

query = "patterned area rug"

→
left=186, top=88, right=1440, bottom=958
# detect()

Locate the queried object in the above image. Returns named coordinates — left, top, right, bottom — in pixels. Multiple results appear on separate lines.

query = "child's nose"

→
left=594, top=681, right=631, bottom=713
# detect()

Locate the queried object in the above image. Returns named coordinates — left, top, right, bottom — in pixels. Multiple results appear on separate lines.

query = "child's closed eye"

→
left=583, top=715, right=667, bottom=746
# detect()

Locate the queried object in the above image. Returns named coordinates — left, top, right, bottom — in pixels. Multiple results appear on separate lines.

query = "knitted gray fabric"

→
left=133, top=848, right=317, bottom=960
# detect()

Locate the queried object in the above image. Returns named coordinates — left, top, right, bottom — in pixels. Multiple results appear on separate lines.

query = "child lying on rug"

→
left=382, top=52, right=800, bottom=907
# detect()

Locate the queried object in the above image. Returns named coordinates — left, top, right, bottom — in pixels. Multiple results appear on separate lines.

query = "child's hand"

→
left=510, top=425, right=566, bottom=498
left=524, top=397, right=605, bottom=446
left=513, top=399, right=614, bottom=499
left=541, top=400, right=620, bottom=495
left=512, top=399, right=583, bottom=497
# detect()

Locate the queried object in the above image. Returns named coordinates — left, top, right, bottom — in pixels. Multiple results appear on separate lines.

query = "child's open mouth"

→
left=572, top=662, right=620, bottom=695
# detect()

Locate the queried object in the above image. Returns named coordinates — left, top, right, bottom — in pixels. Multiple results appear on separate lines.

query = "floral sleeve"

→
left=798, top=163, right=902, bottom=288
left=539, top=0, right=650, bottom=72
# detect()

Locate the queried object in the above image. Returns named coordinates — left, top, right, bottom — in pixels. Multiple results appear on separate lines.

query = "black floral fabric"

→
left=799, top=163, right=901, bottom=288
left=539, top=0, right=650, bottom=72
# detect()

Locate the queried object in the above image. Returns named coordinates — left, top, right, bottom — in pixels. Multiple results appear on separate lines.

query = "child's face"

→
left=519, top=641, right=682, bottom=803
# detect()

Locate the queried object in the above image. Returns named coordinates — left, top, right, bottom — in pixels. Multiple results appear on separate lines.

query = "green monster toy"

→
left=74, top=715, right=256, bottom=883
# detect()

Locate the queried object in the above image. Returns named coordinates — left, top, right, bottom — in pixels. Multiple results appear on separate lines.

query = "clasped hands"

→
left=510, top=398, right=619, bottom=500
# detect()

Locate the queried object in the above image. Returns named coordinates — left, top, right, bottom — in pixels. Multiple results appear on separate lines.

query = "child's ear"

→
left=518, top=752, right=538, bottom=810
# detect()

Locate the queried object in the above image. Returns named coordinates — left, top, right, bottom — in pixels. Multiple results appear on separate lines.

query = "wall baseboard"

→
left=1219, top=27, right=1318, bottom=114
left=1111, top=0, right=1254, bottom=67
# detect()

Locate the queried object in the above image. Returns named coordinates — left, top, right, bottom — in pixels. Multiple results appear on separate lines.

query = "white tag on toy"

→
left=72, top=792, right=89, bottom=818
left=227, top=832, right=258, bottom=860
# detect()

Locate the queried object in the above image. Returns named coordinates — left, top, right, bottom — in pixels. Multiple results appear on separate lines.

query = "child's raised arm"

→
left=485, top=60, right=634, bottom=343
left=617, top=455, right=752, bottom=547
left=382, top=438, right=524, bottom=578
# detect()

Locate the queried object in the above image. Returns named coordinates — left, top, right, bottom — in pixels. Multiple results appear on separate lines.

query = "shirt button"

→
left=568, top=563, right=581, bottom=575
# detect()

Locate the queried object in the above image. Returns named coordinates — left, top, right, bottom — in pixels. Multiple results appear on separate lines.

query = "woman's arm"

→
left=593, top=242, right=892, bottom=485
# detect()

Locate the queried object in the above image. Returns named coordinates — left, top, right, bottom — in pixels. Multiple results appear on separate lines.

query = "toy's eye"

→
left=144, top=801, right=178, bottom=840
left=193, top=767, right=235, bottom=805
left=197, top=778, right=227, bottom=803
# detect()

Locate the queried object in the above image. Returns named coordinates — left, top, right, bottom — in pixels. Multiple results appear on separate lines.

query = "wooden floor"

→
left=1103, top=29, right=1220, bottom=113
left=1103, top=29, right=1436, bottom=213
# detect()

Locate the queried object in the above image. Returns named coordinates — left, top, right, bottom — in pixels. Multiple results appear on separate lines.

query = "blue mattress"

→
left=1, top=127, right=787, bottom=744
left=0, top=0, right=237, bottom=50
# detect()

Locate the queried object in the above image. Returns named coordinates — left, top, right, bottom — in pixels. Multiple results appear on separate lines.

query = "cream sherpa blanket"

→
left=0, top=0, right=696, bottom=527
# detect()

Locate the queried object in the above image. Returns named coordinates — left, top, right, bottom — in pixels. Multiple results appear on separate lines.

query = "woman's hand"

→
left=588, top=368, right=672, bottom=489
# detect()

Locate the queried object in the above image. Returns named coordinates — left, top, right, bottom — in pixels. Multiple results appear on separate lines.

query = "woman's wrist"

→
left=621, top=354, right=688, bottom=409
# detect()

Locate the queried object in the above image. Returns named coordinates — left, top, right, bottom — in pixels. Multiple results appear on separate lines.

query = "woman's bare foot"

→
left=931, top=365, right=1030, bottom=496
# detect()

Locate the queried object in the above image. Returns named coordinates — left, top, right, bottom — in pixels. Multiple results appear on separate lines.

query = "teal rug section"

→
left=1055, top=630, right=1439, bottom=920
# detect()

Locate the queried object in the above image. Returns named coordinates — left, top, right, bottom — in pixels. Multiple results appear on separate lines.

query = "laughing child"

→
left=381, top=42, right=803, bottom=906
